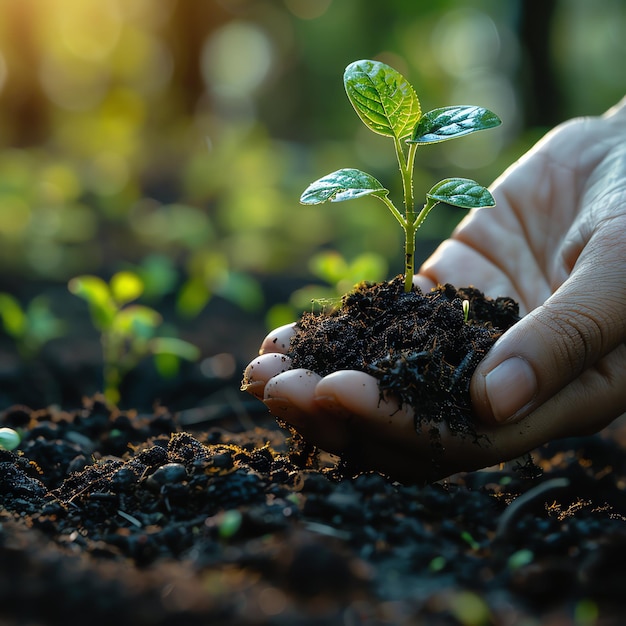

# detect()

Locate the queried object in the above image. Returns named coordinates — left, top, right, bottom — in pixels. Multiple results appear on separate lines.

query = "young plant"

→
left=0, top=293, right=66, bottom=359
left=68, top=270, right=200, bottom=406
left=266, top=250, right=388, bottom=329
left=300, top=59, right=501, bottom=292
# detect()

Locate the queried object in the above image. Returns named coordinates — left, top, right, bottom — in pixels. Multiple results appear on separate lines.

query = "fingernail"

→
left=241, top=380, right=265, bottom=400
left=484, top=357, right=537, bottom=423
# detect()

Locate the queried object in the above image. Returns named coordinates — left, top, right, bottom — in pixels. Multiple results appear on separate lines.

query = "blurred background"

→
left=0, top=0, right=623, bottom=410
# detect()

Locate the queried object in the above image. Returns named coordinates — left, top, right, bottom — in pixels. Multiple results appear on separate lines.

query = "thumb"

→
left=471, top=255, right=626, bottom=425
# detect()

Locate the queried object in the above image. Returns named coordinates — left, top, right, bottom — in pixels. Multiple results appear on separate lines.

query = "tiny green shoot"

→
left=68, top=270, right=200, bottom=406
left=300, top=59, right=501, bottom=293
left=462, top=299, right=470, bottom=323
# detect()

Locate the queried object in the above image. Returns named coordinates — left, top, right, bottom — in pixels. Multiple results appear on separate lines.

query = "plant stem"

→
left=394, top=137, right=419, bottom=292
left=412, top=197, right=440, bottom=230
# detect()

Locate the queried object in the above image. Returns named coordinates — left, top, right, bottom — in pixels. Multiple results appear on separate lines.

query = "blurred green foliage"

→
left=68, top=270, right=200, bottom=405
left=0, top=292, right=66, bottom=358
left=0, top=0, right=623, bottom=332
left=266, top=249, right=389, bottom=330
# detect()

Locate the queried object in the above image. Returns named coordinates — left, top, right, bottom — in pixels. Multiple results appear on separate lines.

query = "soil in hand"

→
left=289, top=276, right=520, bottom=442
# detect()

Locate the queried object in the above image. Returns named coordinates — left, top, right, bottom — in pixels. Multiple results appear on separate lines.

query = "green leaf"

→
left=112, top=305, right=162, bottom=339
left=344, top=59, right=421, bottom=140
left=68, top=275, right=116, bottom=330
left=110, top=271, right=144, bottom=306
left=300, top=169, right=388, bottom=204
left=309, top=251, right=349, bottom=285
left=427, top=178, right=496, bottom=209
left=409, top=106, right=501, bottom=144
left=68, top=275, right=111, bottom=306
left=214, top=272, right=264, bottom=313
left=151, top=337, right=200, bottom=361
left=176, top=276, right=212, bottom=318
left=0, top=427, right=21, bottom=451
left=153, top=352, right=181, bottom=379
left=26, top=296, right=66, bottom=344
left=0, top=293, right=26, bottom=338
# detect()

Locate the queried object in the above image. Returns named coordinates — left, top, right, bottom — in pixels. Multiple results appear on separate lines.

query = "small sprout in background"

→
left=217, top=510, right=243, bottom=540
left=447, top=590, right=491, bottom=626
left=266, top=250, right=387, bottom=329
left=574, top=599, right=599, bottom=626
left=300, top=59, right=500, bottom=293
left=460, top=530, right=480, bottom=551
left=126, top=253, right=180, bottom=303
left=507, top=549, right=534, bottom=571
left=68, top=270, right=200, bottom=406
left=0, top=427, right=21, bottom=451
left=176, top=249, right=264, bottom=319
left=0, top=293, right=66, bottom=359
left=462, top=299, right=470, bottom=323
left=428, top=555, right=447, bottom=572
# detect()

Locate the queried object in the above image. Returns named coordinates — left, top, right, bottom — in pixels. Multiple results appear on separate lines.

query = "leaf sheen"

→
left=300, top=169, right=389, bottom=204
left=427, top=178, right=495, bottom=209
left=409, top=106, right=501, bottom=144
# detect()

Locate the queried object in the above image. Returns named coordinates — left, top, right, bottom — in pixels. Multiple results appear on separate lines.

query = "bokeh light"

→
left=0, top=0, right=621, bottom=305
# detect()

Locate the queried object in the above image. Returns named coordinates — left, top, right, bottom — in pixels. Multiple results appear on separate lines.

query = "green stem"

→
left=403, top=222, right=416, bottom=293
left=394, top=137, right=418, bottom=292
left=377, top=195, right=405, bottom=227
left=412, top=197, right=440, bottom=230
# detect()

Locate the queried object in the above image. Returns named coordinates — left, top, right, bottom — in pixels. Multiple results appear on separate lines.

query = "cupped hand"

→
left=242, top=98, right=626, bottom=484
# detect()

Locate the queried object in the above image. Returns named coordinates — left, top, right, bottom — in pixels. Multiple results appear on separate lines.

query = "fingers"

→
left=242, top=323, right=295, bottom=400
left=471, top=244, right=626, bottom=425
left=263, top=368, right=352, bottom=452
left=259, top=323, right=295, bottom=355
left=241, top=353, right=292, bottom=399
left=261, top=369, right=508, bottom=484
left=314, top=371, right=416, bottom=449
left=248, top=360, right=623, bottom=484
left=488, top=344, right=626, bottom=454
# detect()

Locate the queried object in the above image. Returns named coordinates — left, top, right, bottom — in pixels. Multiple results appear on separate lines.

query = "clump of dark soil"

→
left=289, top=276, right=519, bottom=438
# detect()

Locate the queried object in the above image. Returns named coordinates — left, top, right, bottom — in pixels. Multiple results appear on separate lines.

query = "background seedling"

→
left=266, top=249, right=388, bottom=329
left=300, top=59, right=501, bottom=292
left=0, top=293, right=66, bottom=359
left=68, top=270, right=200, bottom=406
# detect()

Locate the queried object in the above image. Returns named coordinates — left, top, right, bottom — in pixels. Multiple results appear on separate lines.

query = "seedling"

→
left=0, top=293, right=66, bottom=359
left=68, top=270, right=200, bottom=405
left=462, top=299, right=470, bottom=323
left=300, top=59, right=501, bottom=292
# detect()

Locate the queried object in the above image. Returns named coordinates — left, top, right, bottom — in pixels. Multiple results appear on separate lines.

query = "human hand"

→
left=243, top=98, right=626, bottom=483
left=419, top=96, right=626, bottom=432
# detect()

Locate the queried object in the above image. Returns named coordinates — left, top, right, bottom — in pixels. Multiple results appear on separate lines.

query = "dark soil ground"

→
left=1, top=280, right=626, bottom=625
